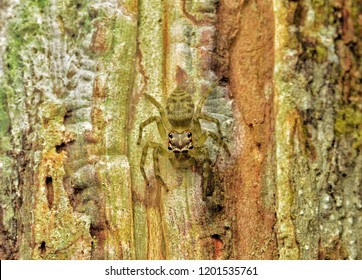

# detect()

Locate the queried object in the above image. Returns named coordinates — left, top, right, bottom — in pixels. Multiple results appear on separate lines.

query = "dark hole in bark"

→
left=326, top=184, right=333, bottom=194
left=220, top=76, right=229, bottom=83
left=39, top=241, right=46, bottom=254
left=212, top=204, right=224, bottom=212
left=256, top=142, right=261, bottom=150
left=211, top=234, right=223, bottom=259
left=64, top=109, right=73, bottom=124
left=56, top=140, right=74, bottom=153
left=211, top=234, right=221, bottom=240
left=45, top=176, right=54, bottom=209
left=56, top=143, right=66, bottom=153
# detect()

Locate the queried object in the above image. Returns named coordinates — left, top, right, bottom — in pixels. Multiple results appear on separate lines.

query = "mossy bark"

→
left=0, top=0, right=361, bottom=260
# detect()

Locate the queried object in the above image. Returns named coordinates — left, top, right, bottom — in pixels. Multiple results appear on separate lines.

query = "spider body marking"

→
left=166, top=88, right=194, bottom=127
left=137, top=82, right=230, bottom=199
left=168, top=130, right=193, bottom=153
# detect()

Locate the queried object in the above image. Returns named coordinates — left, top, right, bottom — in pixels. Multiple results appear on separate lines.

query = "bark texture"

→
left=0, top=0, right=361, bottom=260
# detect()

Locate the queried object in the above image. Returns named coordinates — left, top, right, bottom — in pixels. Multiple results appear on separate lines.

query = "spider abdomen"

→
left=166, top=88, right=195, bottom=127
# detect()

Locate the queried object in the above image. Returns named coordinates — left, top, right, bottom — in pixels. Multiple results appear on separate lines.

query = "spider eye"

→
left=168, top=146, right=172, bottom=150
left=168, top=133, right=173, bottom=139
left=187, top=132, right=192, bottom=138
left=189, top=145, right=193, bottom=149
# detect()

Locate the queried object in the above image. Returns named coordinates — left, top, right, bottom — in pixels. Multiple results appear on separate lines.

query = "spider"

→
left=137, top=82, right=230, bottom=198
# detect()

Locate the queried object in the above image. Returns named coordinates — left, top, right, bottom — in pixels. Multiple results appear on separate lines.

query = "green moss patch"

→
left=335, top=105, right=362, bottom=148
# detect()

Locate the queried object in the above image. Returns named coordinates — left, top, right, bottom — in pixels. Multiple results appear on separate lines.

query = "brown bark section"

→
left=217, top=0, right=277, bottom=259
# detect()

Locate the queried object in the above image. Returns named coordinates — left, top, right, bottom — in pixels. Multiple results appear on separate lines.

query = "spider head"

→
left=168, top=130, right=193, bottom=153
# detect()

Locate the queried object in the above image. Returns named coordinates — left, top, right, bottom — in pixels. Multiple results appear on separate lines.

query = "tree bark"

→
left=0, top=0, right=361, bottom=260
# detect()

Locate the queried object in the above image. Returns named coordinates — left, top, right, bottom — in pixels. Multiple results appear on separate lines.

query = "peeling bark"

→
left=0, top=0, right=361, bottom=260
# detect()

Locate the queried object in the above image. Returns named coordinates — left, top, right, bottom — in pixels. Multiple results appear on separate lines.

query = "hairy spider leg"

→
left=194, top=80, right=224, bottom=138
left=153, top=146, right=169, bottom=191
left=191, top=147, right=211, bottom=199
left=200, top=131, right=231, bottom=156
left=195, top=80, right=220, bottom=115
left=137, top=116, right=167, bottom=145
left=194, top=114, right=223, bottom=138
left=145, top=93, right=169, bottom=121
left=140, top=142, right=169, bottom=190
left=137, top=94, right=170, bottom=145
left=193, top=119, right=230, bottom=156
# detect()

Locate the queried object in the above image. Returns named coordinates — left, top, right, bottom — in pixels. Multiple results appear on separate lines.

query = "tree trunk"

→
left=0, top=0, right=361, bottom=260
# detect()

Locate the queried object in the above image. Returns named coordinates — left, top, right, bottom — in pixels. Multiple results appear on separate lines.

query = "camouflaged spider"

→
left=137, top=82, right=230, bottom=198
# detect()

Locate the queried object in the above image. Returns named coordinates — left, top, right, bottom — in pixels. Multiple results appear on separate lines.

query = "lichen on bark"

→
left=0, top=0, right=137, bottom=259
left=274, top=0, right=362, bottom=259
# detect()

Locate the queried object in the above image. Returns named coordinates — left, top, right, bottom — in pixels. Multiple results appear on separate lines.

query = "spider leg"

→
left=192, top=147, right=211, bottom=200
left=153, top=146, right=169, bottom=191
left=193, top=119, right=230, bottom=156
left=144, top=94, right=169, bottom=126
left=194, top=114, right=223, bottom=138
left=140, top=142, right=169, bottom=190
left=140, top=143, right=151, bottom=186
left=200, top=131, right=230, bottom=156
left=195, top=80, right=220, bottom=115
left=137, top=116, right=167, bottom=145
